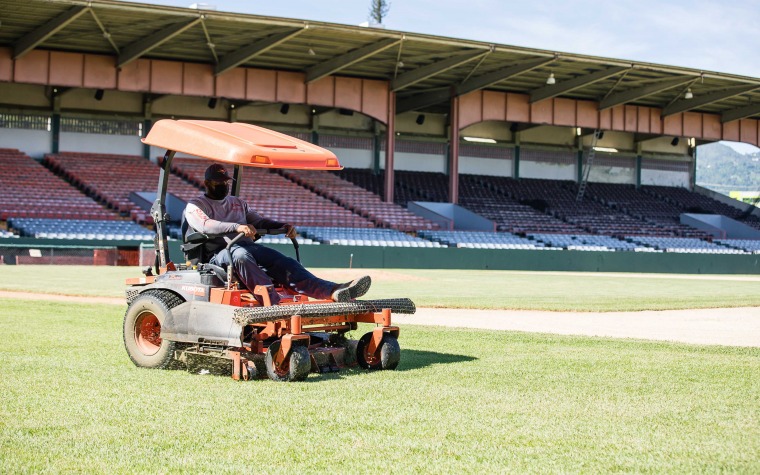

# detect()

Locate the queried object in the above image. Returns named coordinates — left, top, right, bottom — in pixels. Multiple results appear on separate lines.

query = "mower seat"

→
left=180, top=216, right=223, bottom=265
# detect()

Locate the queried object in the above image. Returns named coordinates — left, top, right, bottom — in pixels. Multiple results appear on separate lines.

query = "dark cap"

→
left=204, top=163, right=232, bottom=182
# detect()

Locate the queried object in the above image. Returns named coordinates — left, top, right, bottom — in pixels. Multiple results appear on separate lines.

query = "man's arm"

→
left=243, top=206, right=296, bottom=238
left=185, top=202, right=239, bottom=235
left=244, top=203, right=286, bottom=230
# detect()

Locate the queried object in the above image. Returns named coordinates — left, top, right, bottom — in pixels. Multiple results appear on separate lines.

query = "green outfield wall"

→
left=1, top=238, right=758, bottom=274
left=262, top=244, right=760, bottom=274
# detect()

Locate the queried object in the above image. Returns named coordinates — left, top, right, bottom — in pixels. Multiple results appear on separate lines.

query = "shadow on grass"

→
left=312, top=348, right=476, bottom=382
left=395, top=348, right=476, bottom=371
left=163, top=348, right=476, bottom=383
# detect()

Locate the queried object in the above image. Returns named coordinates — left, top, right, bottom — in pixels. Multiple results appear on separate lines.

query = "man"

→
left=184, top=163, right=370, bottom=305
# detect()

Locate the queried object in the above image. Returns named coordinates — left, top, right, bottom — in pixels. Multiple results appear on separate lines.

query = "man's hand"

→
left=236, top=224, right=258, bottom=238
left=284, top=224, right=297, bottom=239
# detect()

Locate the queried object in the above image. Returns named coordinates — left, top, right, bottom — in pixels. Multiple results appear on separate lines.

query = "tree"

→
left=369, top=0, right=390, bottom=25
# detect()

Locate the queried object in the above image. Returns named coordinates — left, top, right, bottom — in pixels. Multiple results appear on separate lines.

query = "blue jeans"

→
left=211, top=240, right=336, bottom=304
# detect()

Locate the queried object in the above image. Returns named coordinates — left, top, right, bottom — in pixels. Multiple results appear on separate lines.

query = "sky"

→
left=121, top=0, right=760, bottom=153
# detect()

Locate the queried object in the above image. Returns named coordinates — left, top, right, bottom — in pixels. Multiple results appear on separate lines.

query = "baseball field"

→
left=0, top=266, right=758, bottom=473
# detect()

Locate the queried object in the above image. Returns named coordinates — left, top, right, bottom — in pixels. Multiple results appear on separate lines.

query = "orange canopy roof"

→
left=142, top=119, right=342, bottom=170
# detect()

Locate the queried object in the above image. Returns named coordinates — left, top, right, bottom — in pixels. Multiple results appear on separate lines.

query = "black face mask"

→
left=206, top=182, right=229, bottom=200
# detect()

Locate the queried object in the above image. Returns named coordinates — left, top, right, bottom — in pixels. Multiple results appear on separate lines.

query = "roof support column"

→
left=383, top=91, right=396, bottom=203
left=449, top=93, right=460, bottom=204
left=51, top=113, right=60, bottom=154
left=689, top=145, right=697, bottom=191
left=143, top=97, right=153, bottom=160
left=142, top=119, right=152, bottom=160
left=373, top=123, right=382, bottom=175
left=513, top=132, right=521, bottom=179
left=635, top=142, right=643, bottom=189
left=51, top=92, right=61, bottom=154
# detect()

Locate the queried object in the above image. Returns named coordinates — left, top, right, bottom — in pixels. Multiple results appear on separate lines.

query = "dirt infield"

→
left=1, top=290, right=758, bottom=347
left=397, top=307, right=760, bottom=347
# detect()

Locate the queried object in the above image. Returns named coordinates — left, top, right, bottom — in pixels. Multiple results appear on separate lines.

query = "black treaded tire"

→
left=265, top=340, right=311, bottom=382
left=356, top=332, right=401, bottom=370
left=123, top=290, right=184, bottom=369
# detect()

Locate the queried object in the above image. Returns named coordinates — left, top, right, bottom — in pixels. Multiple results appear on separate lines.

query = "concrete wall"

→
left=392, top=152, right=446, bottom=173
left=332, top=147, right=373, bottom=169
left=589, top=165, right=636, bottom=184
left=459, top=156, right=513, bottom=176
left=521, top=160, right=575, bottom=180
left=60, top=132, right=143, bottom=156
left=641, top=169, right=689, bottom=187
left=0, top=128, right=50, bottom=158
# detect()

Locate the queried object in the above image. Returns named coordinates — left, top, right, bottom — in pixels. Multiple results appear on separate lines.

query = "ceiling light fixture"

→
left=546, top=72, right=556, bottom=85
left=463, top=136, right=497, bottom=144
left=593, top=146, right=618, bottom=153
left=684, top=88, right=693, bottom=99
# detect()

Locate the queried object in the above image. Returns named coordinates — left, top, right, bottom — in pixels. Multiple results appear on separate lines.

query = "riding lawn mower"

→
left=123, top=119, right=415, bottom=382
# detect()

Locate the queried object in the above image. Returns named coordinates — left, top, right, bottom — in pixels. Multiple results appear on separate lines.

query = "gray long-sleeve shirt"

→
left=184, top=194, right=284, bottom=241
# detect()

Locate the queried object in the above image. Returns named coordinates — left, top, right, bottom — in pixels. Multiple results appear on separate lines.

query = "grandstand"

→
left=43, top=152, right=204, bottom=224
left=0, top=0, right=759, bottom=272
left=10, top=218, right=153, bottom=241
left=418, top=230, right=548, bottom=250
left=281, top=169, right=439, bottom=231
left=0, top=144, right=757, bottom=266
left=0, top=148, right=116, bottom=221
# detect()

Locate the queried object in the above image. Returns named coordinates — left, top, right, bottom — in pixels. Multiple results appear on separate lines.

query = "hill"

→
left=696, top=142, right=760, bottom=194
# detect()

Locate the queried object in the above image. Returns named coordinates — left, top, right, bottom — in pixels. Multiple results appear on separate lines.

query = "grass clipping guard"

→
left=233, top=298, right=416, bottom=325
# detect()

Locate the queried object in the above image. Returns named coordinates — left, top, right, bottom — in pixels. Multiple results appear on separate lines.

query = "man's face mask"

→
left=206, top=181, right=229, bottom=200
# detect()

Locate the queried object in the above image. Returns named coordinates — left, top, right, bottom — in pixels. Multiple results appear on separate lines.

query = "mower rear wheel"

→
left=356, top=332, right=400, bottom=370
left=123, top=290, right=184, bottom=369
left=265, top=340, right=311, bottom=382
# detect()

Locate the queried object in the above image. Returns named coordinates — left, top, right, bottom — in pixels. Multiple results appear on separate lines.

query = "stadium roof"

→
left=2, top=0, right=760, bottom=120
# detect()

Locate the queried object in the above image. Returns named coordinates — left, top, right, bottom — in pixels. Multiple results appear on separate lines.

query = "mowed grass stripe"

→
left=0, top=299, right=758, bottom=473
left=2, top=266, right=760, bottom=311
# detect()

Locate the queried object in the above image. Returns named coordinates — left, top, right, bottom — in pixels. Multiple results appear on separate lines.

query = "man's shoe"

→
left=331, top=275, right=371, bottom=302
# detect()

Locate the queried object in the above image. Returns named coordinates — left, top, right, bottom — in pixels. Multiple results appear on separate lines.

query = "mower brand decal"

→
left=180, top=285, right=205, bottom=296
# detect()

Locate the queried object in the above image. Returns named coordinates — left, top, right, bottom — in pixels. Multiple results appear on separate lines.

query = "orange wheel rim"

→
left=271, top=344, right=290, bottom=377
left=363, top=347, right=380, bottom=366
left=135, top=312, right=161, bottom=355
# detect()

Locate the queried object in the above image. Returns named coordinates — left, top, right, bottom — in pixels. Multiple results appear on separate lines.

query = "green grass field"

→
left=2, top=265, right=760, bottom=311
left=1, top=266, right=759, bottom=473
left=0, top=299, right=758, bottom=473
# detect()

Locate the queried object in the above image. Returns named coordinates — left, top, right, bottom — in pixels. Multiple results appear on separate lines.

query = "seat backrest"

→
left=181, top=213, right=207, bottom=265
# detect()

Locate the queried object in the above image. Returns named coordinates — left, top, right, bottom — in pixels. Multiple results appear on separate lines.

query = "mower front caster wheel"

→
left=356, top=332, right=400, bottom=370
left=265, top=340, right=311, bottom=382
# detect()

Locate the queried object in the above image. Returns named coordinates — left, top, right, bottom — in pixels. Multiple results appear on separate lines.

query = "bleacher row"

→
left=0, top=148, right=758, bottom=254
left=9, top=218, right=154, bottom=240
